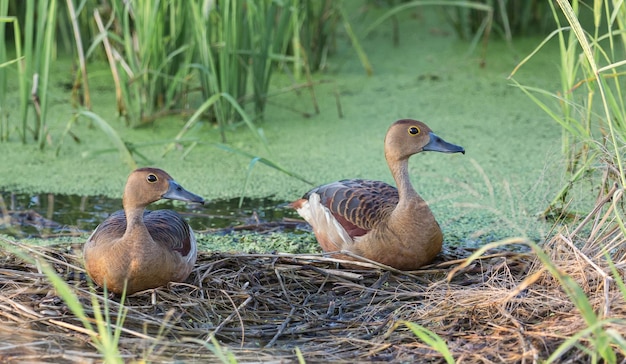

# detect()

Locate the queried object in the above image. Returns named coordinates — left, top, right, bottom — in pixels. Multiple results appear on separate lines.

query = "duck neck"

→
left=122, top=197, right=149, bottom=238
left=389, top=157, right=420, bottom=205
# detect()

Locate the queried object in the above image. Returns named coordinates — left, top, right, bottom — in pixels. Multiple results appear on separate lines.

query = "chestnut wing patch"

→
left=304, top=179, right=399, bottom=239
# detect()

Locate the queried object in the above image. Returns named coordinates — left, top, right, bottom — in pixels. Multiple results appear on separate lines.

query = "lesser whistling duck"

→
left=83, top=167, right=204, bottom=294
left=291, top=119, right=464, bottom=270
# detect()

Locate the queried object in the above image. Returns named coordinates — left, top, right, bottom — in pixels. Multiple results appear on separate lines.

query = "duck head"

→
left=122, top=167, right=205, bottom=208
left=384, top=119, right=465, bottom=161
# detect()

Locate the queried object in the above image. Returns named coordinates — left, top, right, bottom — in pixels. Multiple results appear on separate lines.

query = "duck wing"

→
left=88, top=210, right=194, bottom=257
left=87, top=210, right=127, bottom=243
left=304, top=179, right=399, bottom=239
left=143, top=210, right=195, bottom=257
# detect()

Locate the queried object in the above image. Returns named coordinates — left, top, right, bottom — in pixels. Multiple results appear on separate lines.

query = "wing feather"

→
left=88, top=210, right=194, bottom=257
left=303, top=179, right=398, bottom=239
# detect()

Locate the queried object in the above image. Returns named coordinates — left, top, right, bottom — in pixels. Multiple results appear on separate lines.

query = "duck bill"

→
left=163, top=180, right=205, bottom=204
left=423, top=132, right=465, bottom=154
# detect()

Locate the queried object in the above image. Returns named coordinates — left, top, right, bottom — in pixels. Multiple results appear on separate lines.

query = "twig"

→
left=266, top=305, right=297, bottom=347
left=559, top=233, right=613, bottom=318
left=571, top=182, right=618, bottom=237
left=206, top=293, right=253, bottom=347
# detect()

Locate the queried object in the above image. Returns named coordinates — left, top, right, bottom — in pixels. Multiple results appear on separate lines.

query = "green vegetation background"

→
left=0, top=8, right=565, bottom=243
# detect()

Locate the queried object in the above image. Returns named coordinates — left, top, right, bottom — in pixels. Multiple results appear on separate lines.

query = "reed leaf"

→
left=63, top=110, right=137, bottom=170
left=0, top=16, right=23, bottom=142
left=213, top=143, right=312, bottom=185
left=338, top=3, right=372, bottom=76
left=164, top=92, right=269, bottom=156
left=35, top=0, right=57, bottom=149
left=210, top=143, right=313, bottom=207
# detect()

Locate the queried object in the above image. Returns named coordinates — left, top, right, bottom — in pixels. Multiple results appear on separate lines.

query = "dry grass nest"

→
left=1, top=188, right=626, bottom=363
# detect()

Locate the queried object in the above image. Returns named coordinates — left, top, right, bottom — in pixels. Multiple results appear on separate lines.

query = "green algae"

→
left=11, top=231, right=321, bottom=256
left=0, top=7, right=571, bottom=248
left=197, top=231, right=320, bottom=255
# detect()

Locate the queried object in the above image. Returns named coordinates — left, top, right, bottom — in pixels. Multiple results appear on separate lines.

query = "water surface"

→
left=0, top=191, right=302, bottom=238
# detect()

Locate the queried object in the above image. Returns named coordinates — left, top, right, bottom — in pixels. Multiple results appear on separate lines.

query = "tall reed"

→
left=189, top=0, right=306, bottom=140
left=0, top=0, right=7, bottom=104
left=245, top=0, right=293, bottom=116
left=6, top=0, right=58, bottom=148
left=7, top=0, right=364, bottom=142
left=366, top=0, right=494, bottom=61
left=0, top=0, right=12, bottom=141
left=508, top=0, right=626, bottom=215
left=35, top=0, right=58, bottom=149
left=451, top=0, right=552, bottom=40
left=296, top=0, right=337, bottom=74
left=189, top=0, right=249, bottom=139
left=96, top=0, right=194, bottom=126
left=65, top=0, right=92, bottom=110
left=505, top=0, right=626, bottom=351
left=95, top=0, right=299, bottom=130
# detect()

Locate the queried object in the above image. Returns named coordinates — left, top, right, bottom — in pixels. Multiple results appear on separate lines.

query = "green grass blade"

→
left=508, top=26, right=571, bottom=79
left=546, top=319, right=615, bottom=363
left=181, top=336, right=238, bottom=364
left=0, top=237, right=128, bottom=361
left=78, top=110, right=137, bottom=170
left=402, top=321, right=454, bottom=364
left=338, top=4, right=372, bottom=76
left=239, top=156, right=262, bottom=208
left=213, top=143, right=313, bottom=185
left=162, top=93, right=222, bottom=156
left=164, top=92, right=269, bottom=157
left=605, top=329, right=626, bottom=356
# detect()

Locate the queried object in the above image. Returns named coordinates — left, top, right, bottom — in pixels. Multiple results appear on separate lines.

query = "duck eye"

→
left=408, top=126, right=420, bottom=135
left=147, top=174, right=158, bottom=183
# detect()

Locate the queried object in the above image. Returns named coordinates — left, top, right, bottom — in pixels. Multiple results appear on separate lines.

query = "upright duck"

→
left=291, top=119, right=464, bottom=270
left=83, top=167, right=205, bottom=294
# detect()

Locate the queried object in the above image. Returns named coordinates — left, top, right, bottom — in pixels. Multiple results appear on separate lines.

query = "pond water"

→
left=0, top=191, right=303, bottom=238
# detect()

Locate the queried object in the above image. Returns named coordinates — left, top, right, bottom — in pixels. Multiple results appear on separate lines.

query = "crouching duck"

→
left=83, top=167, right=205, bottom=294
left=291, top=119, right=464, bottom=270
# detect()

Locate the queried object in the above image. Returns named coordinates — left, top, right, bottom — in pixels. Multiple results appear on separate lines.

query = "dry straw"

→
left=1, top=186, right=625, bottom=362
